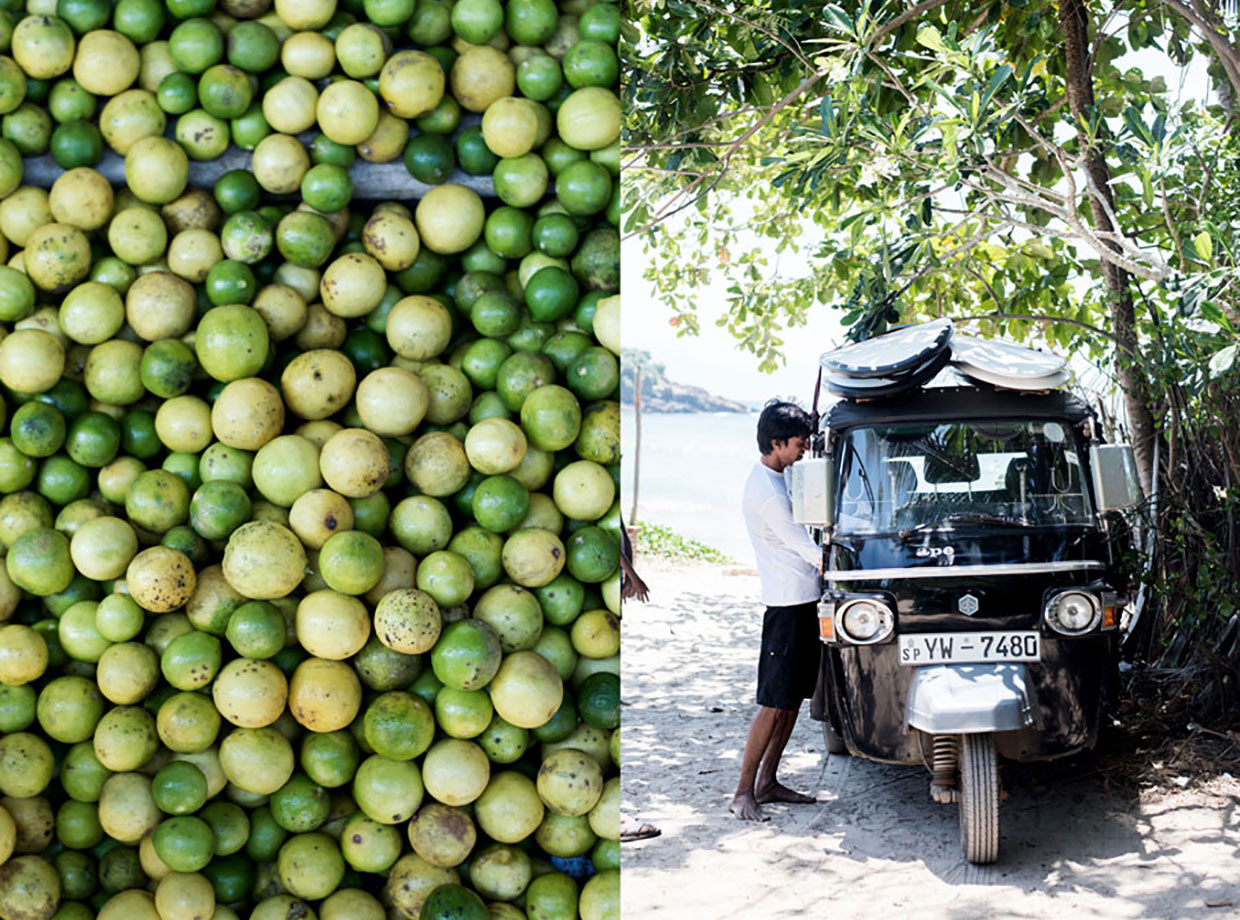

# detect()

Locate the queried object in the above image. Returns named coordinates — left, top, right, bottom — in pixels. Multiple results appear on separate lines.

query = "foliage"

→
left=631, top=521, right=737, bottom=564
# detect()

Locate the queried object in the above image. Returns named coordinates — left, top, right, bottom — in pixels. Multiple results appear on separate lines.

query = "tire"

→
left=958, top=732, right=1000, bottom=864
left=822, top=721, right=848, bottom=755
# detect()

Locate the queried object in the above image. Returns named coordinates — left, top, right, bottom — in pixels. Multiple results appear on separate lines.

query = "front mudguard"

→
left=904, top=664, right=1038, bottom=735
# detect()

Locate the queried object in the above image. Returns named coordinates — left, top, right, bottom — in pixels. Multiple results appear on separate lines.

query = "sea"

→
left=619, top=410, right=761, bottom=565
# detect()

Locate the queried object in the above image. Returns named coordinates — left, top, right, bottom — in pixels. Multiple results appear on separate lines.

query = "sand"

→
left=622, top=558, right=1240, bottom=919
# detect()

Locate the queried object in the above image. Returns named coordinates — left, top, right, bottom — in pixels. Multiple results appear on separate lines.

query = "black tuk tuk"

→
left=794, top=381, right=1140, bottom=864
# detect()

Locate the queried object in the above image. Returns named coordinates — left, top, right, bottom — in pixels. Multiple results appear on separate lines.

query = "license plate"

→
left=897, top=631, right=1040, bottom=666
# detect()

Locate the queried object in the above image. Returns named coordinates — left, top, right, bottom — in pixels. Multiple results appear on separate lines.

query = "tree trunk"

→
left=1058, top=0, right=1156, bottom=494
left=630, top=366, right=643, bottom=523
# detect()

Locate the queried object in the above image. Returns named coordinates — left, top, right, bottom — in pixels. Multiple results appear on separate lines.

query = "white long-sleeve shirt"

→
left=742, top=461, right=821, bottom=606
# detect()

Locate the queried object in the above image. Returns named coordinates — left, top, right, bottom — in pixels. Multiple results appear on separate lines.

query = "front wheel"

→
left=958, top=733, right=999, bottom=864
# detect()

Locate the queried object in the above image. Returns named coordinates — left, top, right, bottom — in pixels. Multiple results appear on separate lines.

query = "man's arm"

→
left=759, top=495, right=822, bottom=568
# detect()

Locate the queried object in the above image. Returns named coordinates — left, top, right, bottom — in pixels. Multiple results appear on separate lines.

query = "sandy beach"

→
left=622, top=558, right=1240, bottom=919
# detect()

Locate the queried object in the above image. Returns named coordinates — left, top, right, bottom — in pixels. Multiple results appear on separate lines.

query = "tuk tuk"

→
left=792, top=331, right=1141, bottom=864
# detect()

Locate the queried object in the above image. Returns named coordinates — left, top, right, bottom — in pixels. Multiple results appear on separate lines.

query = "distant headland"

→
left=621, top=349, right=750, bottom=413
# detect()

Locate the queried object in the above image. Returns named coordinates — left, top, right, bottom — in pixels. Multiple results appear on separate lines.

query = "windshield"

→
left=834, top=420, right=1093, bottom=535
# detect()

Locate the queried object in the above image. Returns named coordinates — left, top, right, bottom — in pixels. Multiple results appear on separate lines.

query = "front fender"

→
left=904, top=663, right=1038, bottom=735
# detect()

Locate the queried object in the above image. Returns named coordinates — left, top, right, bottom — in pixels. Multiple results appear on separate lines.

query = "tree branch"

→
left=684, top=0, right=813, bottom=69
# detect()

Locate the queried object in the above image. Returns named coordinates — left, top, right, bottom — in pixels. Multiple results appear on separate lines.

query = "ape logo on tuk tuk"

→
left=792, top=321, right=1142, bottom=865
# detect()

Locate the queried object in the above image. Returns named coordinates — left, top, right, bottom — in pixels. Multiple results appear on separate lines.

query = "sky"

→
left=622, top=35, right=1211, bottom=409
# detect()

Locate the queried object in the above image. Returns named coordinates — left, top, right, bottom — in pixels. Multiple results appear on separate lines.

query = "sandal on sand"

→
left=620, top=823, right=661, bottom=842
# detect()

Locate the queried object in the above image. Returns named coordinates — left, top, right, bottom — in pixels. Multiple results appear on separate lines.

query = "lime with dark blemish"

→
left=220, top=210, right=273, bottom=264
left=421, top=883, right=490, bottom=920
left=276, top=210, right=336, bottom=269
left=270, top=773, right=329, bottom=833
left=565, top=526, right=619, bottom=584
left=62, top=411, right=120, bottom=471
left=362, top=690, right=435, bottom=761
left=190, top=480, right=251, bottom=541
left=140, top=339, right=198, bottom=399
left=10, top=401, right=66, bottom=458
left=198, top=63, right=253, bottom=119
left=574, top=401, right=620, bottom=465
left=161, top=630, right=222, bottom=692
left=430, top=619, right=502, bottom=691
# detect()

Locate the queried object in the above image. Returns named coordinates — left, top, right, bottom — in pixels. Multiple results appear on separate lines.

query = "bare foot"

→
left=729, top=791, right=769, bottom=821
left=754, top=781, right=816, bottom=805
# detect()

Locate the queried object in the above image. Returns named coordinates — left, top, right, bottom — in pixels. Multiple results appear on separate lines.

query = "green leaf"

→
left=1194, top=230, right=1213, bottom=263
left=916, top=26, right=945, bottom=52
left=1208, top=343, right=1238, bottom=379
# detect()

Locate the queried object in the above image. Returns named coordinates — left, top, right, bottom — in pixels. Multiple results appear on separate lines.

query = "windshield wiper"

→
left=898, top=512, right=1034, bottom=540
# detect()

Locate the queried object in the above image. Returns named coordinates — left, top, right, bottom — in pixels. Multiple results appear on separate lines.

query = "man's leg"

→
left=729, top=706, right=783, bottom=820
left=754, top=707, right=815, bottom=804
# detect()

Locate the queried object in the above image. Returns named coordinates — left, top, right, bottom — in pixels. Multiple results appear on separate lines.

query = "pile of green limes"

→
left=0, top=0, right=622, bottom=917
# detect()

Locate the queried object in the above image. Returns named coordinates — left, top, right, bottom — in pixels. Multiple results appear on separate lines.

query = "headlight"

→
left=1044, top=591, right=1101, bottom=635
left=837, top=598, right=894, bottom=644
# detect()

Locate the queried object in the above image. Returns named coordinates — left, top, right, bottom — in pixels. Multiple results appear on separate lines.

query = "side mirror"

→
left=1089, top=444, right=1141, bottom=512
left=791, top=456, right=834, bottom=525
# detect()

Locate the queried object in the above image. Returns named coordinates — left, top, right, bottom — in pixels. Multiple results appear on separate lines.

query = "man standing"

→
left=730, top=400, right=823, bottom=821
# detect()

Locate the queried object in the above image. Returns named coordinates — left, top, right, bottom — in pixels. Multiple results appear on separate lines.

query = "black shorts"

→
left=756, top=601, right=821, bottom=711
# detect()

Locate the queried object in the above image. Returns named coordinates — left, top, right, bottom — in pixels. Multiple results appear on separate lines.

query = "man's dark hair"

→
left=756, top=400, right=811, bottom=454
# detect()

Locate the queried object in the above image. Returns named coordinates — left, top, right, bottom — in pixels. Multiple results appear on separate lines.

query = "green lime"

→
left=205, top=259, right=257, bottom=305
left=0, top=264, right=35, bottom=321
left=542, top=331, right=591, bottom=373
left=455, top=125, right=499, bottom=175
left=576, top=671, right=618, bottom=729
left=300, top=163, right=353, bottom=213
left=318, top=530, right=385, bottom=595
left=506, top=0, right=557, bottom=43
left=532, top=694, right=578, bottom=742
left=422, top=884, right=489, bottom=920
left=152, top=760, right=209, bottom=814
left=199, top=64, right=253, bottom=119
left=407, top=0, right=452, bottom=43
left=214, top=169, right=260, bottom=213
left=310, top=132, right=356, bottom=168
left=484, top=206, right=533, bottom=259
left=161, top=630, right=222, bottom=691
left=517, top=54, right=563, bottom=102
left=199, top=801, right=250, bottom=856
left=156, top=71, right=198, bottom=115
left=245, top=806, right=287, bottom=862
left=300, top=730, right=358, bottom=788
left=451, top=0, right=502, bottom=44
left=565, top=346, right=619, bottom=401
left=113, top=0, right=164, bottom=43
left=0, top=684, right=35, bottom=732
left=532, top=213, right=579, bottom=257
left=49, top=118, right=102, bottom=168
left=64, top=411, right=120, bottom=468
left=563, top=40, right=619, bottom=89
left=430, top=619, right=502, bottom=691
left=579, top=3, right=620, bottom=42
left=541, top=137, right=586, bottom=177
left=153, top=815, right=216, bottom=872
left=58, top=0, right=110, bottom=33
left=493, top=153, right=548, bottom=208
left=496, top=352, right=556, bottom=412
left=2, top=103, right=50, bottom=156
left=190, top=480, right=251, bottom=541
left=140, top=339, right=198, bottom=399
left=11, top=402, right=66, bottom=457
left=276, top=211, right=336, bottom=268
left=525, top=266, right=579, bottom=322
left=416, top=94, right=461, bottom=135
left=230, top=101, right=270, bottom=149
left=565, top=526, right=619, bottom=583
left=37, top=455, right=89, bottom=505
left=169, top=18, right=224, bottom=74
left=121, top=409, right=161, bottom=459
left=202, top=852, right=256, bottom=903
left=403, top=132, right=455, bottom=185
left=471, top=475, right=530, bottom=533
left=525, top=872, right=579, bottom=920
left=48, top=79, right=94, bottom=123
left=167, top=0, right=214, bottom=16
left=270, top=774, right=329, bottom=833
left=461, top=338, right=513, bottom=390
left=519, top=385, right=582, bottom=451
left=471, top=290, right=521, bottom=338
left=225, top=600, right=286, bottom=659
left=556, top=159, right=612, bottom=215
left=448, top=525, right=504, bottom=589
left=362, top=691, right=435, bottom=761
left=415, top=549, right=476, bottom=607
left=227, top=20, right=279, bottom=73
